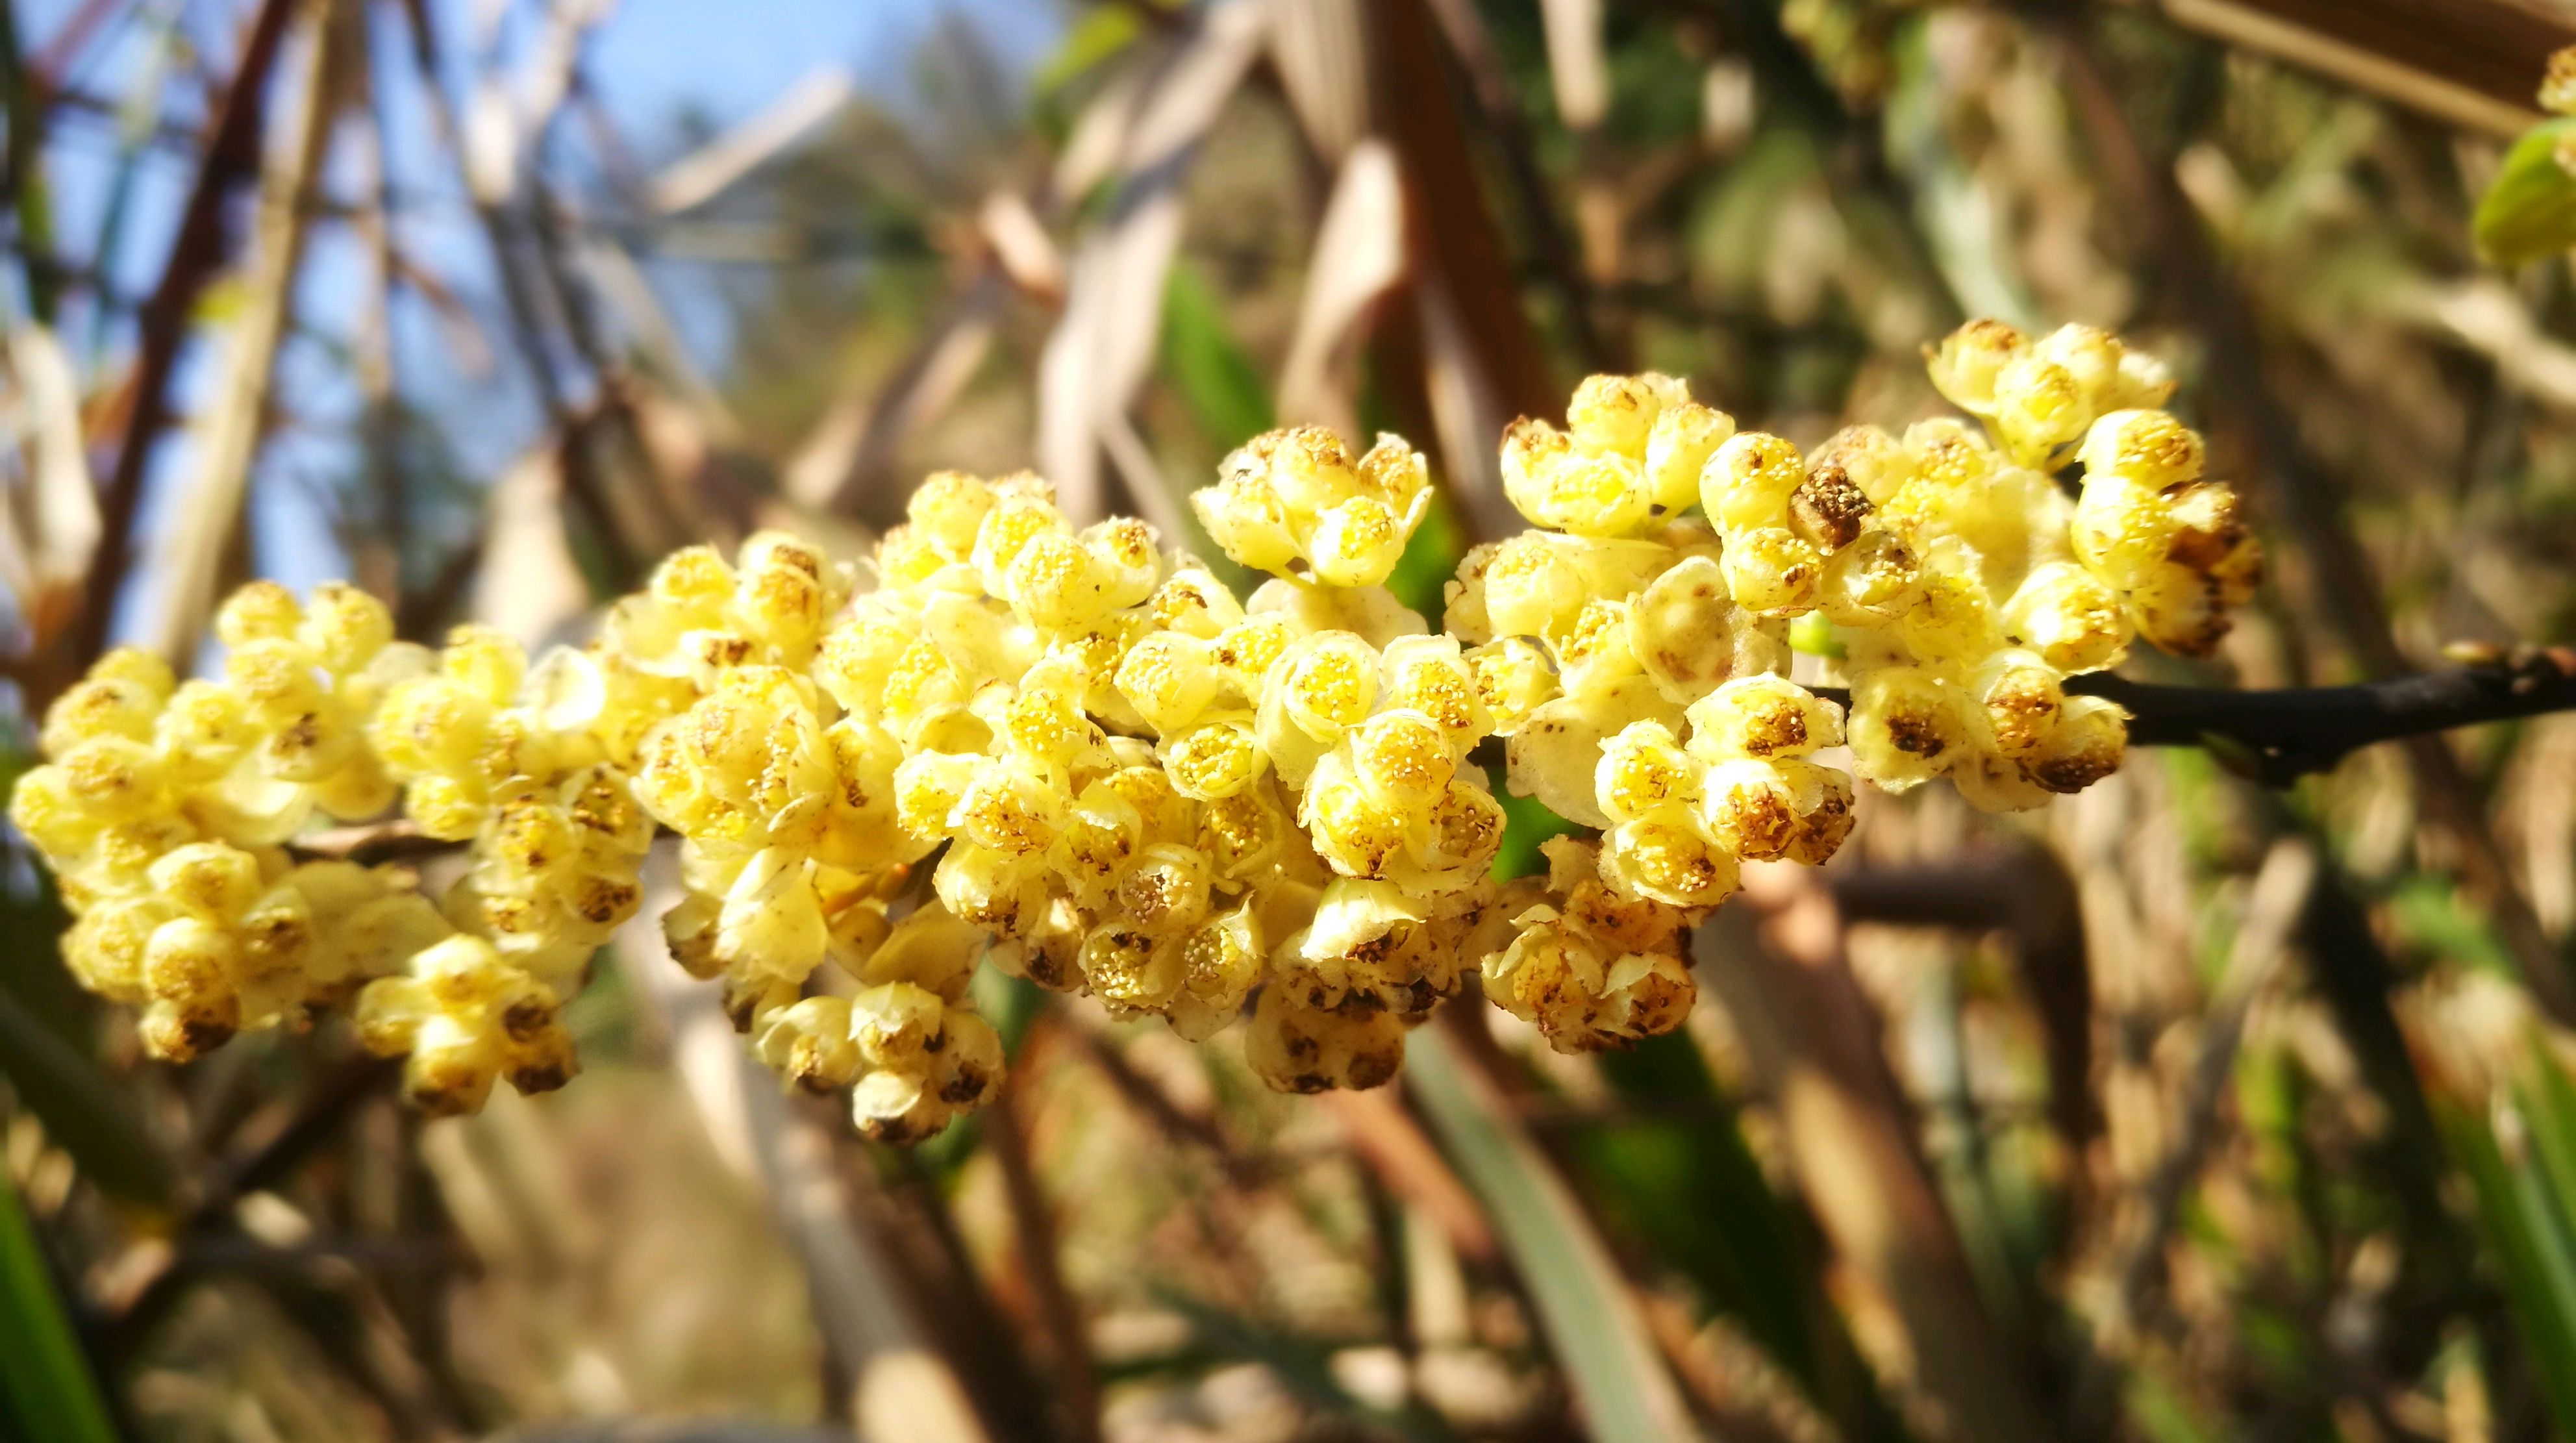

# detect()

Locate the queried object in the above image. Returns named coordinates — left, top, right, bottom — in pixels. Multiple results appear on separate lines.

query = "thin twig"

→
left=144, top=0, right=340, bottom=662
left=981, top=1042, right=1102, bottom=1443
left=2075, top=660, right=2576, bottom=779
left=384, top=0, right=651, bottom=588
left=1055, top=1020, right=1268, bottom=1191
left=101, top=1053, right=401, bottom=1363
left=73, top=0, right=301, bottom=667
left=28, top=0, right=133, bottom=84
left=284, top=818, right=453, bottom=866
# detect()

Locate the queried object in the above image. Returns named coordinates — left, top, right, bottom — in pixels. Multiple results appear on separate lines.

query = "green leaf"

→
left=971, top=968, right=1049, bottom=1059
left=2476, top=118, right=2576, bottom=267
left=2521, top=1046, right=2576, bottom=1229
left=1159, top=263, right=1273, bottom=452
left=1487, top=768, right=1577, bottom=883
left=2434, top=1095, right=2576, bottom=1434
left=0, top=868, right=89, bottom=1046
left=0, top=1168, right=119, bottom=1443
left=0, top=988, right=177, bottom=1211
left=2387, top=877, right=2519, bottom=979
left=1385, top=494, right=1464, bottom=624
left=1788, top=612, right=1843, bottom=659
left=2124, top=1367, right=2221, bottom=1443
left=1405, top=1027, right=1698, bottom=1443
left=1032, top=4, right=1145, bottom=100
left=1584, top=1034, right=1818, bottom=1383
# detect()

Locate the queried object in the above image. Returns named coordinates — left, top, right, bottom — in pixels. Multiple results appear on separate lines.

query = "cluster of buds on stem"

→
left=8, top=320, right=2258, bottom=1137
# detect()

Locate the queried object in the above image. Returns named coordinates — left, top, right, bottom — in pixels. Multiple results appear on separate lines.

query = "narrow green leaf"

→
left=2434, top=1097, right=2576, bottom=1434
left=0, top=1168, right=119, bottom=1443
left=0, top=870, right=89, bottom=1046
left=2387, top=877, right=2520, bottom=979
left=2521, top=1051, right=2576, bottom=1232
left=1159, top=263, right=1273, bottom=451
left=0, top=0, right=58, bottom=324
left=1405, top=1027, right=1699, bottom=1443
left=1032, top=3, right=1145, bottom=100
left=2124, top=1368, right=2221, bottom=1443
left=0, top=988, right=177, bottom=1210
left=2475, top=118, right=2576, bottom=268
left=1585, top=1034, right=1816, bottom=1383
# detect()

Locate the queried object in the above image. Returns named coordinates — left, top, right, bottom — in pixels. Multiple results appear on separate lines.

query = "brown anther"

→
left=501, top=998, right=555, bottom=1041
left=1786, top=465, right=1872, bottom=551
left=509, top=1060, right=573, bottom=1094
left=1886, top=714, right=1948, bottom=758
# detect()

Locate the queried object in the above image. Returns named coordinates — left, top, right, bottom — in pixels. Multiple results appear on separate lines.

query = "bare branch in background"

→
left=1707, top=866, right=2057, bottom=1443
left=1418, top=0, right=1612, bottom=372
left=2055, top=22, right=2576, bottom=1026
left=1037, top=0, right=1266, bottom=521
left=645, top=67, right=855, bottom=216
left=101, top=1053, right=403, bottom=1365
left=616, top=859, right=996, bottom=1443
left=786, top=271, right=1007, bottom=517
left=28, top=0, right=132, bottom=86
left=74, top=0, right=302, bottom=670
left=980, top=1044, right=1102, bottom=1443
left=1831, top=843, right=2097, bottom=1155
left=144, top=0, right=340, bottom=662
left=1274, top=139, right=1404, bottom=438
left=1371, top=0, right=1561, bottom=542
left=2147, top=0, right=2570, bottom=136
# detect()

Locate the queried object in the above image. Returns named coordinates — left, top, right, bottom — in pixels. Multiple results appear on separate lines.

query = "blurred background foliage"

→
left=11, top=1, right=2576, bottom=1441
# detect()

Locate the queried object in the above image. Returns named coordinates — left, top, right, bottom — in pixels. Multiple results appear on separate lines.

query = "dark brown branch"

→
left=2066, top=660, right=2576, bottom=783
left=981, top=1036, right=1102, bottom=1443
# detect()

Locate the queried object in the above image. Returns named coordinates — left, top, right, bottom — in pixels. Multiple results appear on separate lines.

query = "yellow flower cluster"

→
left=10, top=587, right=445, bottom=1063
left=1831, top=319, right=2260, bottom=809
left=1444, top=374, right=1853, bottom=1048
left=8, top=320, right=2258, bottom=1135
left=827, top=441, right=1514, bottom=1097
